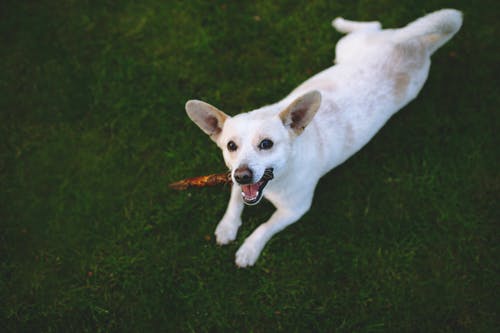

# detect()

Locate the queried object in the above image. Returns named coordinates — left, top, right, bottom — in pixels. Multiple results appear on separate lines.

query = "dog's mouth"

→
left=240, top=168, right=274, bottom=205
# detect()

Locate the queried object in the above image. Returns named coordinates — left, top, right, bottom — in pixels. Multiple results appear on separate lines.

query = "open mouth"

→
left=240, top=168, right=274, bottom=205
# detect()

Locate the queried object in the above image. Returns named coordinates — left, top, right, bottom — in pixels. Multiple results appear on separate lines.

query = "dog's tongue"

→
left=241, top=183, right=260, bottom=200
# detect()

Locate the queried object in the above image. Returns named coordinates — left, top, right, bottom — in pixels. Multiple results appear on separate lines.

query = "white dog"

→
left=185, top=9, right=462, bottom=267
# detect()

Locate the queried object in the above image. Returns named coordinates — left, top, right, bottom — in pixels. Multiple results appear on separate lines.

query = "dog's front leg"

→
left=215, top=184, right=244, bottom=245
left=235, top=204, right=308, bottom=267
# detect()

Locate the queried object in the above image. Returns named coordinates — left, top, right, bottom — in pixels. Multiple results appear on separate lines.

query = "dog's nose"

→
left=234, top=165, right=253, bottom=184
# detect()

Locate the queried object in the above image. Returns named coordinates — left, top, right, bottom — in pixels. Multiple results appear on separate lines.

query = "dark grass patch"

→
left=1, top=0, right=498, bottom=332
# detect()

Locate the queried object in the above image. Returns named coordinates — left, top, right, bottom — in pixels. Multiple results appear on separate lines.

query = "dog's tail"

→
left=394, top=9, right=463, bottom=54
left=332, top=17, right=381, bottom=34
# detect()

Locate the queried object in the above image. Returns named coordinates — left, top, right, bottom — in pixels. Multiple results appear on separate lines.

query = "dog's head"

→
left=185, top=90, right=321, bottom=205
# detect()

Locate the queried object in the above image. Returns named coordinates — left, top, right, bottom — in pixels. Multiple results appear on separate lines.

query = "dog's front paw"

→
left=235, top=240, right=264, bottom=267
left=215, top=220, right=240, bottom=245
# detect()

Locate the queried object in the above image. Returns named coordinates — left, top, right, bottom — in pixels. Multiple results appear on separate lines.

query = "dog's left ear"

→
left=185, top=100, right=229, bottom=142
left=279, top=90, right=322, bottom=135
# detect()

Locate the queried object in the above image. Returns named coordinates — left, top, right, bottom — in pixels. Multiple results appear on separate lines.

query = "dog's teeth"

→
left=241, top=191, right=259, bottom=201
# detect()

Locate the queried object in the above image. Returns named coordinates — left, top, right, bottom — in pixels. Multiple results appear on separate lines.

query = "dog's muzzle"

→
left=233, top=167, right=274, bottom=205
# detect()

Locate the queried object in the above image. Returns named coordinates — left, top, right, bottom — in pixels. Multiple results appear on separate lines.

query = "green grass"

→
left=1, top=0, right=498, bottom=331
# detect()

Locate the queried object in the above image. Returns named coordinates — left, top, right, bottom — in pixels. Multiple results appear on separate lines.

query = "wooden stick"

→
left=169, top=172, right=232, bottom=190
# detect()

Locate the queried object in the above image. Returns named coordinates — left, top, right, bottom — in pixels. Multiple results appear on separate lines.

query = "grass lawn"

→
left=1, top=0, right=498, bottom=331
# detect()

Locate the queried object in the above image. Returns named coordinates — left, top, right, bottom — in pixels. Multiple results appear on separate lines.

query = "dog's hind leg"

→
left=331, top=17, right=383, bottom=64
left=394, top=9, right=462, bottom=54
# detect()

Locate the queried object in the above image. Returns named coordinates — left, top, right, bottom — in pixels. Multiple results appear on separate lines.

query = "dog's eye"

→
left=258, top=139, right=274, bottom=150
left=227, top=141, right=238, bottom=152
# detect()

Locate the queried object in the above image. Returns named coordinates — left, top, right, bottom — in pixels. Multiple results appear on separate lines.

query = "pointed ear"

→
left=279, top=90, right=322, bottom=135
left=185, top=100, right=229, bottom=142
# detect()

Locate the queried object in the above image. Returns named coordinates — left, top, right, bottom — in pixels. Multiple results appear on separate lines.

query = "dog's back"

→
left=287, top=9, right=463, bottom=173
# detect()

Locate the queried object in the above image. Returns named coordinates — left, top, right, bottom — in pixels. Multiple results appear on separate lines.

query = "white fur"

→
left=185, top=9, right=462, bottom=267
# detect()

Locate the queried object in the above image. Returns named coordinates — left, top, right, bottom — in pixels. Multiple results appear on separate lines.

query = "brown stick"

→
left=169, top=172, right=232, bottom=190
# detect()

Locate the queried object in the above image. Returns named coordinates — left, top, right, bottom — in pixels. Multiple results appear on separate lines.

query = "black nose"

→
left=234, top=165, right=253, bottom=184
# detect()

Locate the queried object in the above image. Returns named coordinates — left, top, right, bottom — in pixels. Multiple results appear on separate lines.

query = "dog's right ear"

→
left=185, top=100, right=229, bottom=142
